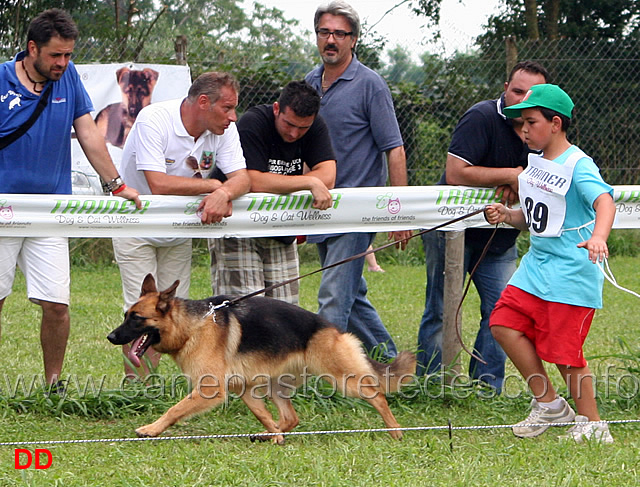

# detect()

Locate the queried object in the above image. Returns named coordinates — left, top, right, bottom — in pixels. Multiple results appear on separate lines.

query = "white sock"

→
left=538, top=396, right=563, bottom=409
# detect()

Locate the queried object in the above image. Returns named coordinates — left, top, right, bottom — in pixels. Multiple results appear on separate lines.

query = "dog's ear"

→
left=140, top=273, right=157, bottom=296
left=116, top=67, right=130, bottom=84
left=142, top=68, right=159, bottom=83
left=143, top=68, right=159, bottom=91
left=157, top=280, right=180, bottom=314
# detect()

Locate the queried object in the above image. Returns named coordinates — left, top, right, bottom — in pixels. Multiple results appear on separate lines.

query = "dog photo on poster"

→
left=71, top=63, right=192, bottom=194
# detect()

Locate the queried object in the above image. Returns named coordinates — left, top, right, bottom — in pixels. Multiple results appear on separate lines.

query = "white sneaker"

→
left=512, top=397, right=576, bottom=438
left=559, top=415, right=614, bottom=444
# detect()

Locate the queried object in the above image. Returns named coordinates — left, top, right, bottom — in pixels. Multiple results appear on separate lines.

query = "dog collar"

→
left=204, top=300, right=230, bottom=323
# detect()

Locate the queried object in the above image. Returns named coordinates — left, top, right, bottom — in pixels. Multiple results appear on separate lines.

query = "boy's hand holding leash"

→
left=485, top=203, right=528, bottom=231
left=484, top=203, right=508, bottom=225
left=577, top=192, right=615, bottom=264
left=577, top=236, right=609, bottom=264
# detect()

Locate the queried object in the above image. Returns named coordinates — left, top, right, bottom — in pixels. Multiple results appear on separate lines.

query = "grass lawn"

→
left=0, top=250, right=639, bottom=486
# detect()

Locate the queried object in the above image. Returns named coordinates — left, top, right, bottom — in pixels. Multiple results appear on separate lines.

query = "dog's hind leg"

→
left=346, top=375, right=404, bottom=440
left=308, top=329, right=404, bottom=440
left=240, top=393, right=286, bottom=445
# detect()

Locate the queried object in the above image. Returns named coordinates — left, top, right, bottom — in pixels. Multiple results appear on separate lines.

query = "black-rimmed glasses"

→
left=316, top=28, right=353, bottom=40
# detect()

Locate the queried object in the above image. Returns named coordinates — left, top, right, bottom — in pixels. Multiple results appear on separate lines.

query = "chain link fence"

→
left=5, top=35, right=639, bottom=186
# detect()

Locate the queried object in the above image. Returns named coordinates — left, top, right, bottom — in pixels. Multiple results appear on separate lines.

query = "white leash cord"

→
left=570, top=222, right=640, bottom=299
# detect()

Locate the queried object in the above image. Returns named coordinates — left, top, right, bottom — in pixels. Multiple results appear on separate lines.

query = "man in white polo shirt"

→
left=113, top=71, right=250, bottom=377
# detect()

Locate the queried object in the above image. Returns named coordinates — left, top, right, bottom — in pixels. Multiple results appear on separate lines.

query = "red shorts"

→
left=490, top=285, right=595, bottom=367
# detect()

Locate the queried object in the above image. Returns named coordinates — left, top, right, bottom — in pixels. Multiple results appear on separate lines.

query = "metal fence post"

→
left=442, top=230, right=464, bottom=381
left=506, top=36, right=518, bottom=77
left=175, top=35, right=187, bottom=65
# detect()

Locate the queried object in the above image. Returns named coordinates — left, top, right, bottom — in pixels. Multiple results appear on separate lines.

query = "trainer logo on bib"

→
left=523, top=165, right=568, bottom=190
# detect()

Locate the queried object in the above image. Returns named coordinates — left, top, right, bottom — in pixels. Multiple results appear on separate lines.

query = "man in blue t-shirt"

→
left=0, top=9, right=140, bottom=388
left=305, top=1, right=411, bottom=359
left=416, top=61, right=550, bottom=392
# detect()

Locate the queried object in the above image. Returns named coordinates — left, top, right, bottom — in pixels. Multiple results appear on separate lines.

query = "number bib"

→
left=518, top=151, right=583, bottom=237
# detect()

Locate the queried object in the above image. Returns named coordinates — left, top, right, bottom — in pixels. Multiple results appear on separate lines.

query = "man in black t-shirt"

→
left=417, top=61, right=550, bottom=393
left=209, top=80, right=336, bottom=304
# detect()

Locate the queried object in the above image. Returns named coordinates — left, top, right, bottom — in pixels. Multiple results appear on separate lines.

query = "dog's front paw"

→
left=249, top=431, right=285, bottom=445
left=135, top=424, right=161, bottom=438
left=390, top=429, right=403, bottom=440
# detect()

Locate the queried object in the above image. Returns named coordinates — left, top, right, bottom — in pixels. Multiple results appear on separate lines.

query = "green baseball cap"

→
left=503, top=83, right=574, bottom=119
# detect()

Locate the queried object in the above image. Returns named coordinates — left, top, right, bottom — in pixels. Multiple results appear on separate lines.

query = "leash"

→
left=453, top=224, right=499, bottom=365
left=208, top=206, right=493, bottom=361
left=223, top=207, right=488, bottom=308
left=571, top=222, right=640, bottom=300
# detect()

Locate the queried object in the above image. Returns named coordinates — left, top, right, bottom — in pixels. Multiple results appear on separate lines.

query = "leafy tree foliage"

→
left=477, top=0, right=640, bottom=46
left=408, top=0, right=640, bottom=45
left=0, top=0, right=93, bottom=51
left=382, top=46, right=426, bottom=84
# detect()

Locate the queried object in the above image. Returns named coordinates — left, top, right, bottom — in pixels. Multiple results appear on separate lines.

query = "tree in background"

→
left=4, top=1, right=639, bottom=185
left=0, top=1, right=314, bottom=68
left=0, top=0, right=92, bottom=51
left=478, top=0, right=640, bottom=45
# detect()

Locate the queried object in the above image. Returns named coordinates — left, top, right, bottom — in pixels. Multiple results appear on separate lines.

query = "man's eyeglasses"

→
left=316, top=28, right=353, bottom=40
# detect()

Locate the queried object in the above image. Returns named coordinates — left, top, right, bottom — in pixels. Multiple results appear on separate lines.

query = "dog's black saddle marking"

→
left=191, top=296, right=332, bottom=356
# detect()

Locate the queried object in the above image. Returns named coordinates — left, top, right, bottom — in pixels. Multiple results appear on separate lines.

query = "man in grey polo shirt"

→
left=305, top=0, right=411, bottom=359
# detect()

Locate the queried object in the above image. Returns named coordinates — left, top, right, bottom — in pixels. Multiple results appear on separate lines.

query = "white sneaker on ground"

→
left=512, top=397, right=576, bottom=438
left=559, top=415, right=614, bottom=444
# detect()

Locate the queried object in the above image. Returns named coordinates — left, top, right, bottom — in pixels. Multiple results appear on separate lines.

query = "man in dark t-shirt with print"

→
left=417, top=61, right=550, bottom=393
left=209, top=80, right=336, bottom=304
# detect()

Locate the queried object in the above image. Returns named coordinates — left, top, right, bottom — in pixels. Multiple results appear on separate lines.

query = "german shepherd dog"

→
left=107, top=274, right=416, bottom=444
left=95, top=67, right=159, bottom=148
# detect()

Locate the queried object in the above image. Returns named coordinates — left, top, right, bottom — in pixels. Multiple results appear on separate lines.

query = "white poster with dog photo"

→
left=71, top=63, right=192, bottom=194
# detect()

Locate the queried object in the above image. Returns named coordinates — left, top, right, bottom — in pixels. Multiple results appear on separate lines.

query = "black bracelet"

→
left=102, top=176, right=124, bottom=193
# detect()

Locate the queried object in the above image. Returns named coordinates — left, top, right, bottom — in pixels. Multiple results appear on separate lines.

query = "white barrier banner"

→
left=1, top=186, right=639, bottom=237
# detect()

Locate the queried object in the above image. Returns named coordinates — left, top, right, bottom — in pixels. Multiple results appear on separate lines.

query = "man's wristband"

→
left=112, top=183, right=127, bottom=195
left=102, top=176, right=124, bottom=193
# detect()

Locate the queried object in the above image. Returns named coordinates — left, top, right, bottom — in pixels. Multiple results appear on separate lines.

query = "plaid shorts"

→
left=208, top=237, right=299, bottom=305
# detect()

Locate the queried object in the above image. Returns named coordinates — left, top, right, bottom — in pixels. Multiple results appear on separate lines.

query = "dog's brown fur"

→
left=95, top=67, right=159, bottom=148
left=107, top=274, right=416, bottom=444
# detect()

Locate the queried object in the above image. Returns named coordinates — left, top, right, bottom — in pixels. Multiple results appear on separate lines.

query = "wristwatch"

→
left=102, top=176, right=124, bottom=193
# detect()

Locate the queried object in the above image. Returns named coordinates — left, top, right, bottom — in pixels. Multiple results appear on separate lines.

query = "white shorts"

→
left=112, top=237, right=192, bottom=310
left=0, top=237, right=70, bottom=305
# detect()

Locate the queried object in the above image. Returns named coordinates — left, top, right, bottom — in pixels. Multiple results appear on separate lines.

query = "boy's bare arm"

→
left=577, top=193, right=616, bottom=263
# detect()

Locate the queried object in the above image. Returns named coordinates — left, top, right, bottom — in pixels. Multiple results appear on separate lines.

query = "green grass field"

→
left=1, top=249, right=639, bottom=486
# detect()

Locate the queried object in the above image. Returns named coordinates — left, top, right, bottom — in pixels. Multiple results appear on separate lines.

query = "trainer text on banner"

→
left=0, top=186, right=638, bottom=237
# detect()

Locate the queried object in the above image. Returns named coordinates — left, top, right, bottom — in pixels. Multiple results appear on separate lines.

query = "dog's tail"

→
left=367, top=351, right=416, bottom=394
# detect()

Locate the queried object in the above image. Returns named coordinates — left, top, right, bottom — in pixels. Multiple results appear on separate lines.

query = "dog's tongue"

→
left=127, top=336, right=145, bottom=368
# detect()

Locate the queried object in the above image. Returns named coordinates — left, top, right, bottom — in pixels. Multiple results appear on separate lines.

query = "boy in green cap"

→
left=485, top=84, right=616, bottom=443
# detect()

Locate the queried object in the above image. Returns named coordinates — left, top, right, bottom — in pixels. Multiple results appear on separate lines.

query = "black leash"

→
left=454, top=225, right=499, bottom=365
left=216, top=206, right=498, bottom=363
left=225, top=207, right=488, bottom=307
